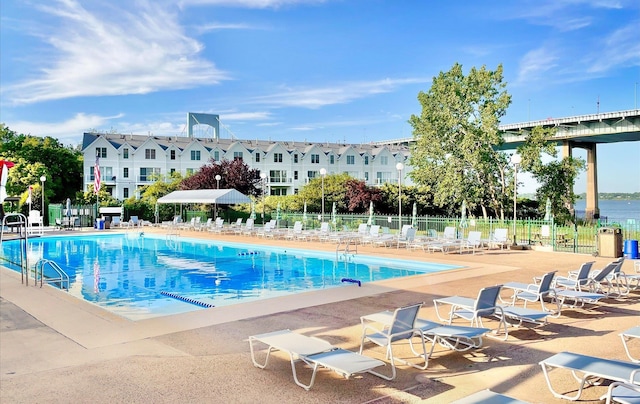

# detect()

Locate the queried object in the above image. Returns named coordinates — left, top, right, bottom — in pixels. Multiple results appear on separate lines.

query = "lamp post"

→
left=320, top=168, right=327, bottom=221
left=510, top=154, right=522, bottom=246
left=40, top=175, right=46, bottom=224
left=396, top=163, right=404, bottom=231
left=260, top=172, right=267, bottom=223
left=214, top=174, right=221, bottom=218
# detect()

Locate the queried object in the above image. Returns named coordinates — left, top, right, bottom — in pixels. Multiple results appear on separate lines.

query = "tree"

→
left=344, top=179, right=382, bottom=212
left=517, top=126, right=585, bottom=224
left=179, top=158, right=262, bottom=197
left=0, top=124, right=83, bottom=203
left=408, top=63, right=512, bottom=219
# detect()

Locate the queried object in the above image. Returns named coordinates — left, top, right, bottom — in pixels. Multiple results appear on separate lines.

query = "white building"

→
left=81, top=115, right=413, bottom=200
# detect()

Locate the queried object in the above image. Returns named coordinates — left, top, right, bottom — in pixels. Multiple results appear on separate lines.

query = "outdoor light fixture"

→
left=320, top=168, right=327, bottom=222
left=40, top=175, right=46, bottom=223
left=510, top=154, right=522, bottom=246
left=260, top=172, right=267, bottom=222
left=215, top=174, right=221, bottom=189
left=396, top=162, right=404, bottom=230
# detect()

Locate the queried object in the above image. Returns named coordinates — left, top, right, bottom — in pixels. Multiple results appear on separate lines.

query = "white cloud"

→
left=251, top=78, right=428, bottom=109
left=9, top=113, right=123, bottom=145
left=4, top=0, right=228, bottom=105
left=220, top=111, right=272, bottom=120
left=586, top=21, right=640, bottom=73
left=515, top=46, right=559, bottom=84
left=181, top=0, right=326, bottom=9
left=196, top=22, right=255, bottom=34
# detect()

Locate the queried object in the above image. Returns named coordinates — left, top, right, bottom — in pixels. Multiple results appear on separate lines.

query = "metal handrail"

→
left=34, top=258, right=69, bottom=291
left=1, top=213, right=29, bottom=285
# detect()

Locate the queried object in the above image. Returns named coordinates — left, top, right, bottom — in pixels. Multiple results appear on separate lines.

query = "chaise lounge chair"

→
left=605, top=381, right=640, bottom=404
left=249, top=329, right=386, bottom=390
left=359, top=303, right=428, bottom=380
left=539, top=351, right=640, bottom=401
left=450, top=389, right=530, bottom=404
left=434, top=285, right=550, bottom=340
left=621, top=326, right=640, bottom=364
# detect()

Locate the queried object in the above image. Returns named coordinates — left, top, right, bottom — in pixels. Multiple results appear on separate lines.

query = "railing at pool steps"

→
left=34, top=259, right=70, bottom=291
left=1, top=213, right=30, bottom=286
left=336, top=236, right=358, bottom=261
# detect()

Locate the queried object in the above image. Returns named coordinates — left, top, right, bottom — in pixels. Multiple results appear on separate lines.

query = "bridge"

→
left=375, top=109, right=640, bottom=219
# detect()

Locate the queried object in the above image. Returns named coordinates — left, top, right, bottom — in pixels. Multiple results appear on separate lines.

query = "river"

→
left=574, top=199, right=640, bottom=223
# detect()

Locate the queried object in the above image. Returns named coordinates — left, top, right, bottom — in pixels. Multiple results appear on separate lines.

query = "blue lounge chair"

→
left=605, top=381, right=640, bottom=404
left=539, top=351, right=640, bottom=401
left=621, top=326, right=640, bottom=364
left=450, top=389, right=530, bottom=404
left=359, top=303, right=428, bottom=380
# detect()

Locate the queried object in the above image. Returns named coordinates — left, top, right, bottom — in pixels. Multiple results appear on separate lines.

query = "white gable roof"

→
left=157, top=189, right=251, bottom=205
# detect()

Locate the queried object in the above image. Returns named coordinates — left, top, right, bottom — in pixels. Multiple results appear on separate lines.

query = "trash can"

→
left=95, top=218, right=104, bottom=230
left=624, top=239, right=639, bottom=259
left=598, top=227, right=623, bottom=258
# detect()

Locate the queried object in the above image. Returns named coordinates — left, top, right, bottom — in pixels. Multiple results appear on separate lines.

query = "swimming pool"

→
left=1, top=234, right=461, bottom=320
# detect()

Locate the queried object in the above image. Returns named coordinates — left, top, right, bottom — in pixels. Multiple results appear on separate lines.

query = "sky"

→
left=1, top=0, right=639, bottom=194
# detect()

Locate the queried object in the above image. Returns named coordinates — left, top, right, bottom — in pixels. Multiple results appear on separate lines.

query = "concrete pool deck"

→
left=1, top=227, right=639, bottom=403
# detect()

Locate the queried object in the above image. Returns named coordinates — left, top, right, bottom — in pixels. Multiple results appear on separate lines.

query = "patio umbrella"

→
left=276, top=202, right=281, bottom=227
left=411, top=202, right=417, bottom=227
left=331, top=202, right=337, bottom=227
left=250, top=202, right=256, bottom=220
left=459, top=200, right=468, bottom=237
left=302, top=201, right=308, bottom=223
left=367, top=201, right=374, bottom=226
left=0, top=160, right=15, bottom=204
left=66, top=198, right=72, bottom=217
left=544, top=197, right=552, bottom=221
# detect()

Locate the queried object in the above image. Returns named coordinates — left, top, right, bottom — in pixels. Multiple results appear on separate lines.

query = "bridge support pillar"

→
left=564, top=141, right=599, bottom=220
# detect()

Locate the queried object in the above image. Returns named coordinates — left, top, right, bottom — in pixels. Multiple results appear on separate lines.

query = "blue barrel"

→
left=624, top=240, right=639, bottom=259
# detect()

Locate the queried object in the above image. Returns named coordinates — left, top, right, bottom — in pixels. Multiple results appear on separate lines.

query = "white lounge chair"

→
left=488, top=228, right=509, bottom=250
left=434, top=285, right=550, bottom=340
left=539, top=351, right=640, bottom=401
left=249, top=329, right=386, bottom=391
left=450, top=389, right=530, bottom=404
left=111, top=216, right=122, bottom=228
left=621, top=326, right=640, bottom=364
left=359, top=303, right=428, bottom=380
left=360, top=306, right=490, bottom=355
left=605, top=381, right=640, bottom=404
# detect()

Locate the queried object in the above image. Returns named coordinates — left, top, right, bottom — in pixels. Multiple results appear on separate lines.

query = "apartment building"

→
left=81, top=131, right=413, bottom=201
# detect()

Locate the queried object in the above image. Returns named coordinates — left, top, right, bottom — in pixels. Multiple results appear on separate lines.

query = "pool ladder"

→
left=1, top=213, right=30, bottom=285
left=34, top=259, right=69, bottom=291
left=336, top=237, right=358, bottom=261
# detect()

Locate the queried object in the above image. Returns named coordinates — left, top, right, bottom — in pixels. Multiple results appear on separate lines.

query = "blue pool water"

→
left=1, top=234, right=460, bottom=320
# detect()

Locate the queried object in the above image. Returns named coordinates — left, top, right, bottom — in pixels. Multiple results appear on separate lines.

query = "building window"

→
left=274, top=153, right=283, bottom=163
left=145, top=149, right=156, bottom=160
left=123, top=167, right=129, bottom=178
left=364, top=155, right=369, bottom=165
left=255, top=152, right=260, bottom=163
left=170, top=150, right=176, bottom=160
left=293, top=154, right=298, bottom=163
left=380, top=156, right=388, bottom=165
left=271, top=188, right=287, bottom=196
left=214, top=151, right=220, bottom=161
left=139, top=167, right=160, bottom=181
left=347, top=155, right=355, bottom=165
left=294, top=188, right=299, bottom=194
left=96, top=147, right=107, bottom=158
left=234, top=152, right=243, bottom=161
left=170, top=168, right=175, bottom=174
left=311, top=154, right=320, bottom=164
left=294, top=171, right=298, bottom=180
left=307, top=170, right=318, bottom=179
left=123, top=148, right=129, bottom=159
left=330, top=155, right=335, bottom=164
left=191, top=150, right=201, bottom=161
left=364, top=172, right=369, bottom=181
left=269, top=170, right=287, bottom=183
left=123, top=188, right=129, bottom=198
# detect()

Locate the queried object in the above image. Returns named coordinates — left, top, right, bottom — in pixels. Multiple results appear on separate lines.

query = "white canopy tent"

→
left=157, top=189, right=252, bottom=205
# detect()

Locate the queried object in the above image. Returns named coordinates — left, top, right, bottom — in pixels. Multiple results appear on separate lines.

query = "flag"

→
left=0, top=164, right=8, bottom=203
left=94, top=154, right=101, bottom=194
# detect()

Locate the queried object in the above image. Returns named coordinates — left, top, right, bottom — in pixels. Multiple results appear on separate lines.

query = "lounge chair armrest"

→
left=526, top=284, right=539, bottom=292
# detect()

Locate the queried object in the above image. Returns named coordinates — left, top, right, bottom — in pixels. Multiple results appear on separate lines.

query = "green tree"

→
left=517, top=126, right=585, bottom=224
left=0, top=124, right=83, bottom=203
left=408, top=63, right=512, bottom=219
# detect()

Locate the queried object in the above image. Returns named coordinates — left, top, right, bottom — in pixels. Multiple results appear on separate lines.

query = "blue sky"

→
left=1, top=0, right=639, bottom=194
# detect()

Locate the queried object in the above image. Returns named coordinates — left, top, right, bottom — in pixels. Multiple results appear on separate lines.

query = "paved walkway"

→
left=1, top=227, right=638, bottom=403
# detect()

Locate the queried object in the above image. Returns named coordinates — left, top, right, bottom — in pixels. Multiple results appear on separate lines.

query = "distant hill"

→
left=576, top=192, right=640, bottom=200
